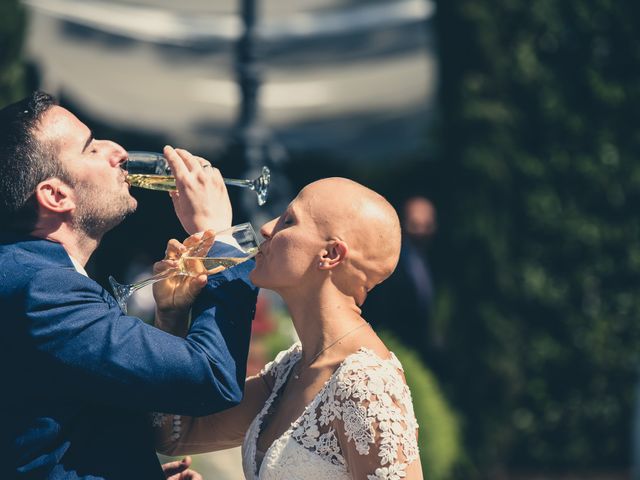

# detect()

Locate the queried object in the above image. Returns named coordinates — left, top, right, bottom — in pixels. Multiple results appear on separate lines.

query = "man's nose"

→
left=108, top=141, right=128, bottom=167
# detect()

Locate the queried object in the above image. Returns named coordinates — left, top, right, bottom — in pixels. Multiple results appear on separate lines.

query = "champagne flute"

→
left=108, top=223, right=260, bottom=313
left=125, top=151, right=271, bottom=206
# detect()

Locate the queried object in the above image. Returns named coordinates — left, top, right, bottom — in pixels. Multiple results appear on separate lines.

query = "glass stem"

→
left=129, top=269, right=180, bottom=293
left=224, top=178, right=253, bottom=188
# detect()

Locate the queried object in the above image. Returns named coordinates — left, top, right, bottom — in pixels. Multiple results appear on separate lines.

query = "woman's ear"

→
left=34, top=178, right=75, bottom=214
left=319, top=240, right=348, bottom=269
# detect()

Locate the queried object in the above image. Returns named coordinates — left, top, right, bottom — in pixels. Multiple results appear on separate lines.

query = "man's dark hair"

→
left=0, top=91, right=71, bottom=233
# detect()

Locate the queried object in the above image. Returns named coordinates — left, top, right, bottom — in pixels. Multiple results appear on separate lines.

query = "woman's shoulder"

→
left=339, top=346, right=404, bottom=375
left=331, top=345, right=409, bottom=401
left=337, top=328, right=403, bottom=377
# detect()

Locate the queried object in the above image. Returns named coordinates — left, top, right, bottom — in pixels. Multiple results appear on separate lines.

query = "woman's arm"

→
left=151, top=231, right=272, bottom=455
left=155, top=372, right=273, bottom=455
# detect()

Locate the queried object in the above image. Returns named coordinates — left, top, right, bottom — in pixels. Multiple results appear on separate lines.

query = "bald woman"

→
left=154, top=178, right=423, bottom=480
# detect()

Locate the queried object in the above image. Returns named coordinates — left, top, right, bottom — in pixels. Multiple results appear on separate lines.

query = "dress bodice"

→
left=241, top=344, right=420, bottom=480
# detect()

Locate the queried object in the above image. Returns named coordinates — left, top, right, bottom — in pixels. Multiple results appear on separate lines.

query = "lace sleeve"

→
left=329, top=352, right=422, bottom=479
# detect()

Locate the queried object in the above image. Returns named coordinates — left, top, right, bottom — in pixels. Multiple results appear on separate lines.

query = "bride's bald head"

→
left=297, top=178, right=401, bottom=301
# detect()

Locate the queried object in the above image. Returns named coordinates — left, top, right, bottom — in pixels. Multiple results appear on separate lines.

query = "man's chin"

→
left=121, top=201, right=138, bottom=223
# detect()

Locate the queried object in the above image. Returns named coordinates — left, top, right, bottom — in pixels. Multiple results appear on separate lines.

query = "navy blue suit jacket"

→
left=0, top=234, right=258, bottom=479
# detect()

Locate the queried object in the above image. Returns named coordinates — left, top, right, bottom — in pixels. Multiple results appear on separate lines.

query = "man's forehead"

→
left=37, top=106, right=88, bottom=142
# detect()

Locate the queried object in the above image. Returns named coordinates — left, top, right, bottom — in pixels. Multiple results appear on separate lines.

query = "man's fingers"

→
left=165, top=239, right=186, bottom=260
left=186, top=230, right=216, bottom=257
left=174, top=148, right=201, bottom=173
left=153, top=259, right=179, bottom=275
left=166, top=470, right=202, bottom=480
left=198, top=231, right=216, bottom=254
left=183, top=231, right=207, bottom=249
left=161, top=456, right=191, bottom=476
left=201, top=229, right=216, bottom=239
left=181, top=470, right=204, bottom=480
left=163, top=145, right=189, bottom=179
left=193, top=155, right=213, bottom=171
left=162, top=457, right=198, bottom=480
left=206, top=266, right=225, bottom=276
left=189, top=274, right=208, bottom=294
left=167, top=470, right=203, bottom=480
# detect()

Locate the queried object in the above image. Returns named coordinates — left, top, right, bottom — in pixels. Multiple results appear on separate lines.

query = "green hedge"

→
left=0, top=0, right=27, bottom=105
left=429, top=0, right=640, bottom=472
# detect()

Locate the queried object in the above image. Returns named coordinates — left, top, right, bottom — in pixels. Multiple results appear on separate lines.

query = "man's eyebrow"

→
left=81, top=130, right=94, bottom=153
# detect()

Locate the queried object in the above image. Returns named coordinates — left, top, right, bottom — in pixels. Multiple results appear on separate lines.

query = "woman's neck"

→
left=281, top=285, right=365, bottom=365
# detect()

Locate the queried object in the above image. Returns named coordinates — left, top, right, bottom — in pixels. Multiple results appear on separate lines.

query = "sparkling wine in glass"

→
left=125, top=151, right=270, bottom=206
left=108, top=223, right=260, bottom=313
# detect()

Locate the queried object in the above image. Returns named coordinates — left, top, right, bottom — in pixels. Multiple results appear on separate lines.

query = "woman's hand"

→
left=164, top=145, right=232, bottom=235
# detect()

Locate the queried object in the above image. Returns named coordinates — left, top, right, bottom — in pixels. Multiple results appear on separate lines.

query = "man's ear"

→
left=34, top=178, right=75, bottom=214
left=319, top=240, right=348, bottom=270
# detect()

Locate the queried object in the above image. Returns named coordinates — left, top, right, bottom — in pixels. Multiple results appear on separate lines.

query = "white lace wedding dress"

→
left=241, top=344, right=421, bottom=480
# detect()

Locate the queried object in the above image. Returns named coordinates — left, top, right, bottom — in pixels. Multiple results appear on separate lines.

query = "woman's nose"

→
left=260, top=217, right=278, bottom=239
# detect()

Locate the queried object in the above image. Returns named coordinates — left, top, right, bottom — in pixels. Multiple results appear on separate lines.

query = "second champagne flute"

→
left=108, top=223, right=260, bottom=313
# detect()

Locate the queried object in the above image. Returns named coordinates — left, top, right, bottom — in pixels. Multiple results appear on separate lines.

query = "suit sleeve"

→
left=22, top=245, right=258, bottom=416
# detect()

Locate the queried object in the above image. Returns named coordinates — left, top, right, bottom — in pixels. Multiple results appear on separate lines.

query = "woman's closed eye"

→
left=279, top=212, right=295, bottom=226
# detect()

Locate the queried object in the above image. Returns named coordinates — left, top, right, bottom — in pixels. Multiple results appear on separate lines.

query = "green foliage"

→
left=0, top=0, right=27, bottom=105
left=431, top=0, right=640, bottom=471
left=380, top=331, right=463, bottom=480
left=261, top=307, right=297, bottom=362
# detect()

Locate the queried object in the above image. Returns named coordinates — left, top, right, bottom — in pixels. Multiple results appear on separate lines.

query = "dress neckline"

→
left=252, top=345, right=401, bottom=478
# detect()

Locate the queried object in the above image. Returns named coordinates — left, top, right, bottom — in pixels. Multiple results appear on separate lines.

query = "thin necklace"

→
left=293, top=322, right=369, bottom=380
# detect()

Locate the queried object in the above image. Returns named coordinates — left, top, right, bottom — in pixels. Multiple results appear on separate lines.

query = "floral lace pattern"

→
left=241, top=344, right=420, bottom=480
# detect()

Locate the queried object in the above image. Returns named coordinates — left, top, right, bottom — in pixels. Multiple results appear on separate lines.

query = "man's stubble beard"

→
left=71, top=181, right=137, bottom=240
